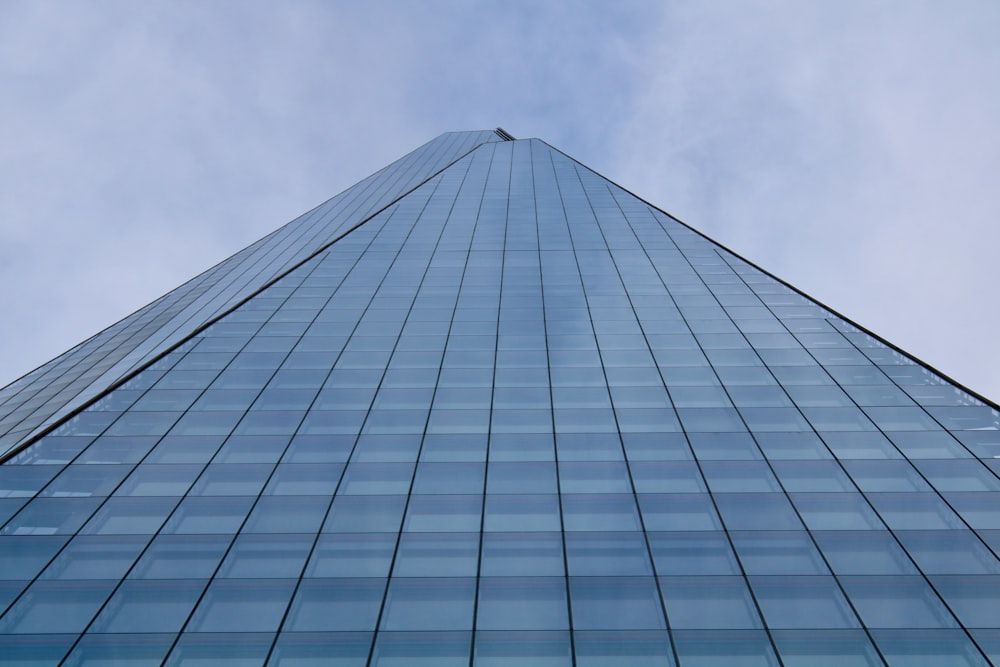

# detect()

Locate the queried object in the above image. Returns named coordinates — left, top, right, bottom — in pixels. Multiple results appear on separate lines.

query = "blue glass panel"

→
left=0, top=535, right=68, bottom=580
left=393, top=532, right=479, bottom=577
left=484, top=494, right=560, bottom=532
left=480, top=532, right=564, bottom=576
left=715, top=493, right=803, bottom=530
left=380, top=578, right=476, bottom=631
left=64, top=633, right=174, bottom=666
left=164, top=632, right=274, bottom=666
left=284, top=578, right=384, bottom=631
left=476, top=577, right=569, bottom=630
left=839, top=576, right=959, bottom=628
left=771, top=629, right=882, bottom=667
left=41, top=535, right=147, bottom=579
left=0, top=635, right=76, bottom=666
left=638, top=493, right=722, bottom=531
left=562, top=494, right=642, bottom=531
left=573, top=630, right=674, bottom=667
left=569, top=577, right=666, bottom=630
left=129, top=534, right=231, bottom=579
left=323, top=495, right=406, bottom=533
left=565, top=531, right=653, bottom=576
left=749, top=575, right=859, bottom=629
left=187, top=579, right=296, bottom=632
left=217, top=534, right=313, bottom=578
left=813, top=531, right=917, bottom=575
left=931, top=575, right=1000, bottom=628
left=870, top=629, right=989, bottom=667
left=660, top=576, right=763, bottom=629
left=306, top=533, right=395, bottom=578
left=896, top=530, right=1000, bottom=574
left=0, top=579, right=115, bottom=633
left=474, top=630, right=572, bottom=666
left=404, top=495, right=481, bottom=532
left=91, top=578, right=205, bottom=632
left=731, top=531, right=829, bottom=575
left=370, top=631, right=470, bottom=667
left=268, top=632, right=370, bottom=666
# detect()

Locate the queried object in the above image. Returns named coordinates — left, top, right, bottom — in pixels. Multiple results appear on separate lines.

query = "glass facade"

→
left=0, top=130, right=998, bottom=666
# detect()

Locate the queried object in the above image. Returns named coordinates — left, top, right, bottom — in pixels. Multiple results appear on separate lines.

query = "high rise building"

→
left=0, top=129, right=998, bottom=666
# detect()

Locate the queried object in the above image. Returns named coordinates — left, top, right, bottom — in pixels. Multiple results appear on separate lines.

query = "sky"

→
left=1, top=0, right=998, bottom=402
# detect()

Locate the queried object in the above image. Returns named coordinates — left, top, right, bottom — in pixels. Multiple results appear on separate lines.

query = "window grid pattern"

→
left=0, top=135, right=997, bottom=666
left=0, top=130, right=502, bottom=459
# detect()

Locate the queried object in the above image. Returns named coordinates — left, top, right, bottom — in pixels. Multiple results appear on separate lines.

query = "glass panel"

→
left=284, top=578, right=384, bottom=631
left=63, top=633, right=174, bottom=666
left=839, top=576, right=959, bottom=628
left=0, top=635, right=76, bottom=666
left=0, top=535, right=68, bottom=580
left=165, top=633, right=274, bottom=666
left=565, top=531, right=653, bottom=576
left=217, top=534, right=313, bottom=578
left=323, top=495, right=406, bottom=533
left=771, top=629, right=882, bottom=667
left=393, top=532, right=479, bottom=577
left=731, top=531, right=828, bottom=575
left=474, top=630, right=572, bottom=666
left=90, top=578, right=205, bottom=632
left=562, top=494, right=641, bottom=531
left=243, top=496, right=329, bottom=534
left=476, top=577, right=569, bottom=630
left=81, top=497, right=178, bottom=535
left=573, top=630, right=675, bottom=667
left=187, top=579, right=296, bottom=632
left=306, top=533, right=396, bottom=578
left=715, top=493, right=803, bottom=530
left=480, top=532, right=565, bottom=576
left=41, top=534, right=147, bottom=580
left=0, top=579, right=115, bottom=633
left=659, top=576, right=762, bottom=629
left=648, top=531, right=740, bottom=575
left=896, top=530, right=1000, bottom=575
left=871, top=629, right=990, bottom=667
left=813, top=530, right=917, bottom=575
left=749, top=575, right=859, bottom=629
left=268, top=632, right=372, bottom=666
left=638, top=494, right=722, bottom=531
left=672, top=629, right=779, bottom=666
left=380, top=577, right=476, bottom=630
left=130, top=534, right=231, bottom=579
left=931, top=575, right=1000, bottom=628
left=771, top=460, right=855, bottom=492
left=404, top=495, right=481, bottom=532
left=370, top=631, right=470, bottom=667
left=569, top=577, right=666, bottom=630
left=791, top=494, right=885, bottom=530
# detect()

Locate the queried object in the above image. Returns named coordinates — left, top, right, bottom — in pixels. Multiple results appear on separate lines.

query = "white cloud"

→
left=0, top=0, right=997, bottom=402
left=606, top=1, right=1000, bottom=399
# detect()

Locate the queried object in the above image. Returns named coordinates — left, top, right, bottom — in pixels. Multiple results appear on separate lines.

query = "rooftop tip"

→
left=494, top=127, right=516, bottom=141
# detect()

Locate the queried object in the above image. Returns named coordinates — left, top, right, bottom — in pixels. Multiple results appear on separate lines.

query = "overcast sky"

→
left=1, top=1, right=998, bottom=402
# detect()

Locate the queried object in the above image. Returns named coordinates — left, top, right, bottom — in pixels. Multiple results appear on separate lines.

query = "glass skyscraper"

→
left=1, top=129, right=998, bottom=666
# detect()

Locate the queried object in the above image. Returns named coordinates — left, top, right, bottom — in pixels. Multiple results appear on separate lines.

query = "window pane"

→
left=476, top=577, right=569, bottom=630
left=749, top=575, right=859, bottom=629
left=480, top=532, right=564, bottom=577
left=91, top=578, right=205, bottom=633
left=284, top=577, right=384, bottom=631
left=380, top=578, right=476, bottom=631
left=660, top=576, right=762, bottom=629
left=187, top=579, right=296, bottom=632
left=569, top=577, right=666, bottom=630
left=393, top=532, right=479, bottom=577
